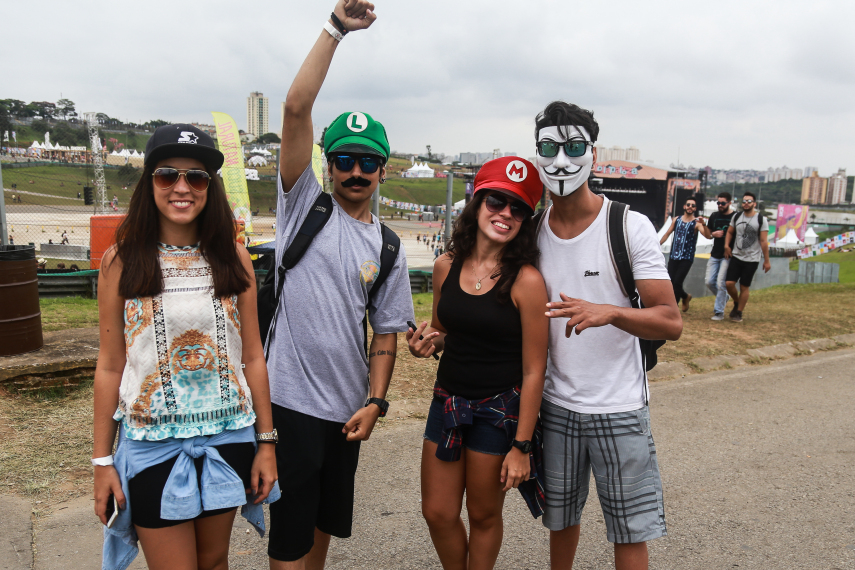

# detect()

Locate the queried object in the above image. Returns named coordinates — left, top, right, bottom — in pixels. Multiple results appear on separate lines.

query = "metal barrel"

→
left=0, top=245, right=44, bottom=356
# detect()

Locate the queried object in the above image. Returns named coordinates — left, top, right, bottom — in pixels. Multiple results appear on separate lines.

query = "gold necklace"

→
left=470, top=259, right=499, bottom=291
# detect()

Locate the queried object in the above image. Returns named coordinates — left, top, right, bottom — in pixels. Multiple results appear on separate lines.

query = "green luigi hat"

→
left=323, top=111, right=390, bottom=162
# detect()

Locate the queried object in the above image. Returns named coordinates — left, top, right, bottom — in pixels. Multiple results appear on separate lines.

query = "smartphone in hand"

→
left=407, top=321, right=440, bottom=360
left=105, top=494, right=119, bottom=528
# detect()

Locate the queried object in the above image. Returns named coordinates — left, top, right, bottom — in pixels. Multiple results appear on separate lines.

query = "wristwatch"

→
left=512, top=439, right=532, bottom=454
left=365, top=397, right=389, bottom=418
left=255, top=429, right=278, bottom=444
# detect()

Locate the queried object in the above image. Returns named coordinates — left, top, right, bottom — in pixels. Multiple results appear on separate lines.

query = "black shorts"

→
left=267, top=404, right=361, bottom=562
left=128, top=442, right=255, bottom=529
left=725, top=256, right=760, bottom=287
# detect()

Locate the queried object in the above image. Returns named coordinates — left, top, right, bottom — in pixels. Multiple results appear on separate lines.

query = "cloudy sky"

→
left=4, top=0, right=853, bottom=174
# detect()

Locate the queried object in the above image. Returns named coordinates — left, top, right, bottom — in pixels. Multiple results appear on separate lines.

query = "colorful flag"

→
left=211, top=111, right=253, bottom=234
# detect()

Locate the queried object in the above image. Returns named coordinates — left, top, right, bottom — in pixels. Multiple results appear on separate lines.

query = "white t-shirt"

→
left=537, top=196, right=670, bottom=414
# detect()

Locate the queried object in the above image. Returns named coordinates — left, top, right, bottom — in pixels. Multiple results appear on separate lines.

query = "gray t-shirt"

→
left=730, top=211, right=769, bottom=263
left=267, top=166, right=414, bottom=422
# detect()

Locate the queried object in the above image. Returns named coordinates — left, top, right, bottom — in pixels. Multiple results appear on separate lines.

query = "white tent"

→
left=247, top=155, right=268, bottom=167
left=404, top=162, right=435, bottom=178
left=776, top=228, right=804, bottom=248
left=130, top=150, right=140, bottom=157
left=804, top=227, right=819, bottom=245
left=453, top=198, right=466, bottom=210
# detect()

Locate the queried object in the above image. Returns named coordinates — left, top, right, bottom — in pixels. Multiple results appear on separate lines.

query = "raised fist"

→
left=333, top=0, right=377, bottom=32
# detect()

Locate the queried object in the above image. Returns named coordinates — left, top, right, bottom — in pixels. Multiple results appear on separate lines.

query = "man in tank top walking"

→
left=266, top=2, right=414, bottom=568
left=532, top=101, right=683, bottom=570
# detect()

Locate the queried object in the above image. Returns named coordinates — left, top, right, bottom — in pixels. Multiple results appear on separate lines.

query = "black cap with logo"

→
left=144, top=124, right=224, bottom=171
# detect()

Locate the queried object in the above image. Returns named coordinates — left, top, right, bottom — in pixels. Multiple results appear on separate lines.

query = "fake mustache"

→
left=342, top=177, right=372, bottom=188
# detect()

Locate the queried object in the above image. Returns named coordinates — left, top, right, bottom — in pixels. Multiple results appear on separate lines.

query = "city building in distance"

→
left=247, top=91, right=269, bottom=137
left=827, top=169, right=847, bottom=205
left=801, top=172, right=829, bottom=204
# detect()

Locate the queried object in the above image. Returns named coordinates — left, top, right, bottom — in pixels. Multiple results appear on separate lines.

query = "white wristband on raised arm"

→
left=324, top=21, right=344, bottom=42
left=91, top=456, right=114, bottom=467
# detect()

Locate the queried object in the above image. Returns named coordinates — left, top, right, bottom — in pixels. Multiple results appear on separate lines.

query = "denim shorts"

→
left=423, top=395, right=512, bottom=456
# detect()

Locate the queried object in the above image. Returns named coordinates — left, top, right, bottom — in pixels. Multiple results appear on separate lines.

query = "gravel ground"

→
left=218, top=348, right=855, bottom=570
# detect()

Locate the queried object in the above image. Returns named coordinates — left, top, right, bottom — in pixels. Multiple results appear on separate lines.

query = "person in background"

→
left=699, top=192, right=735, bottom=320
left=69, top=264, right=80, bottom=272
left=409, top=156, right=548, bottom=570
left=724, top=191, right=770, bottom=323
left=56, top=262, right=66, bottom=270
left=659, top=196, right=705, bottom=312
left=37, top=258, right=46, bottom=271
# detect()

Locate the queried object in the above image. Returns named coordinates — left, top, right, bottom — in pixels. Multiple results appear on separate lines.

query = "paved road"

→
left=5, top=348, right=854, bottom=569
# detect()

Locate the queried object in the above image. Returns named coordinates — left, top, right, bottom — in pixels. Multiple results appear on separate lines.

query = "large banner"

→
left=211, top=112, right=253, bottom=234
left=776, top=204, right=809, bottom=241
left=311, top=144, right=325, bottom=187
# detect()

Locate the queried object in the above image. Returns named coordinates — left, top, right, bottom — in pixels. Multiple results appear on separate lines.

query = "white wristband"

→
left=91, top=456, right=114, bottom=467
left=324, top=21, right=344, bottom=42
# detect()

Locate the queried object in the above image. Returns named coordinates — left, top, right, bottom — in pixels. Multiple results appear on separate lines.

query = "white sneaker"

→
left=711, top=313, right=725, bottom=321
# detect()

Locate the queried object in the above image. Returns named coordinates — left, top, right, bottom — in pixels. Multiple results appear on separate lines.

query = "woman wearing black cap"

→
left=92, top=124, right=279, bottom=570
left=408, top=156, right=549, bottom=570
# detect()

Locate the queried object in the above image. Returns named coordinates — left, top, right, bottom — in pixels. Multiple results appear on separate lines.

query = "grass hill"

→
left=790, top=248, right=855, bottom=283
left=9, top=121, right=151, bottom=153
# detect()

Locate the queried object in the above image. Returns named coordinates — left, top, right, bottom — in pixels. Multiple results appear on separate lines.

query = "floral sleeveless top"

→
left=114, top=244, right=255, bottom=441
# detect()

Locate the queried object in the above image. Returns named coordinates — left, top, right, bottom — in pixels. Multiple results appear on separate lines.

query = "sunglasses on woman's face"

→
left=152, top=168, right=211, bottom=192
left=484, top=193, right=529, bottom=222
left=536, top=139, right=591, bottom=158
left=331, top=155, right=382, bottom=174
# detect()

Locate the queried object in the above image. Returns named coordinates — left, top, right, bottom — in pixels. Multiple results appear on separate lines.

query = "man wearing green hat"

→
left=267, top=1, right=414, bottom=568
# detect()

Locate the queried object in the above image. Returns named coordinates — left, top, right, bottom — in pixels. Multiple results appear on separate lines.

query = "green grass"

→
left=2, top=161, right=464, bottom=214
left=39, top=297, right=99, bottom=331
left=789, top=249, right=855, bottom=283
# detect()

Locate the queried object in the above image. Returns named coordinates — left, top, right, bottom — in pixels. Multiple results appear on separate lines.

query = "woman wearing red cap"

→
left=408, top=156, right=549, bottom=569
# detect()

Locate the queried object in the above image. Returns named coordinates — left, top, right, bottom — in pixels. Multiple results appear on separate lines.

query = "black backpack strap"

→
left=606, top=200, right=654, bottom=404
left=263, top=192, right=334, bottom=355
left=533, top=209, right=547, bottom=237
left=606, top=201, right=638, bottom=308
left=363, top=223, right=401, bottom=358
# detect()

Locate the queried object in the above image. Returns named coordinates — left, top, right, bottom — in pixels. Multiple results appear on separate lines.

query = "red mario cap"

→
left=473, top=156, right=541, bottom=215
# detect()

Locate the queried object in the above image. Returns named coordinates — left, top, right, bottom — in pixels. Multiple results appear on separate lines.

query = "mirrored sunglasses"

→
left=332, top=155, right=382, bottom=174
left=742, top=199, right=754, bottom=204
left=484, top=193, right=529, bottom=222
left=536, top=140, right=591, bottom=158
left=152, top=168, right=211, bottom=192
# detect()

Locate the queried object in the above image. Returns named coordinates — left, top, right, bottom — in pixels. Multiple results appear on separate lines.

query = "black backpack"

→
left=257, top=192, right=401, bottom=358
left=731, top=209, right=764, bottom=230
left=534, top=201, right=665, bottom=376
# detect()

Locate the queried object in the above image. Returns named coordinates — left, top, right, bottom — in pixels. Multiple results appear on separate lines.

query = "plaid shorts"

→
left=540, top=399, right=667, bottom=544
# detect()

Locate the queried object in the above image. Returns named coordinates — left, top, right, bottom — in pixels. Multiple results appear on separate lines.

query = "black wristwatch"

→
left=512, top=439, right=532, bottom=454
left=365, top=397, right=389, bottom=417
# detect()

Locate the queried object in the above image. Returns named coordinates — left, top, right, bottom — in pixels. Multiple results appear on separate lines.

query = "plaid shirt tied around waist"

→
left=433, top=383, right=545, bottom=518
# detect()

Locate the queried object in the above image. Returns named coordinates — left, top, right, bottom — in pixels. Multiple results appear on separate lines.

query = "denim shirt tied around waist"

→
left=102, top=425, right=281, bottom=570
left=433, top=383, right=545, bottom=518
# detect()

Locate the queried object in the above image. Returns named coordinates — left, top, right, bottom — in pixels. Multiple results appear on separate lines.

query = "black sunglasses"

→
left=484, top=193, right=529, bottom=222
left=717, top=201, right=728, bottom=206
left=331, top=155, right=382, bottom=174
left=152, top=168, right=210, bottom=192
left=536, top=139, right=592, bottom=158
left=684, top=203, right=696, bottom=208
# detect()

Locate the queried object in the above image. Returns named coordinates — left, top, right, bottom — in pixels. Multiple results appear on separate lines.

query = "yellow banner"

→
left=312, top=144, right=324, bottom=187
left=211, top=111, right=253, bottom=234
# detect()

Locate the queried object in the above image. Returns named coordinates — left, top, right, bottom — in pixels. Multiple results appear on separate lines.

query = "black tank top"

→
left=435, top=260, right=523, bottom=399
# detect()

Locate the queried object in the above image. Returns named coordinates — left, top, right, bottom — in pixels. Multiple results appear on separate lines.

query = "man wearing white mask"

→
left=533, top=101, right=683, bottom=570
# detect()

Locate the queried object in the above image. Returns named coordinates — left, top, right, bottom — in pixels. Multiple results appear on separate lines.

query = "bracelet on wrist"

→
left=91, top=456, right=114, bottom=467
left=324, top=21, right=344, bottom=42
left=330, top=12, right=348, bottom=35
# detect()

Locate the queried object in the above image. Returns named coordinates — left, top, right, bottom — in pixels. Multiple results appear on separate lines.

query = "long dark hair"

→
left=113, top=162, right=250, bottom=299
left=446, top=191, right=539, bottom=304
